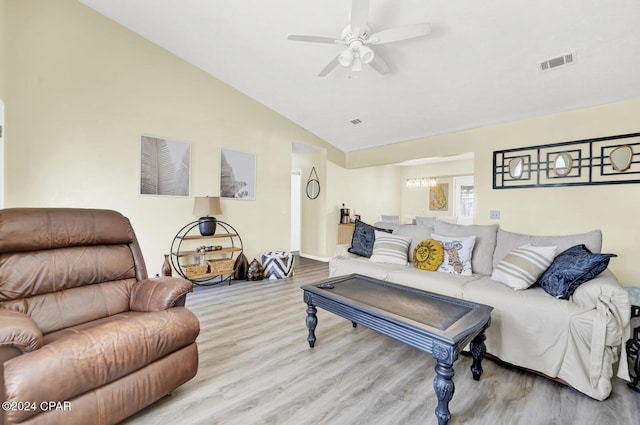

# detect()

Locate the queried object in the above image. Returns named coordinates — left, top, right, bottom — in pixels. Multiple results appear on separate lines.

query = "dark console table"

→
left=301, top=274, right=493, bottom=425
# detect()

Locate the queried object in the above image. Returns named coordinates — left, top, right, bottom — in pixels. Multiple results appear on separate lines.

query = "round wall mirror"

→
left=305, top=166, right=320, bottom=200
left=553, top=153, right=573, bottom=177
left=306, top=179, right=320, bottom=199
left=508, top=157, right=525, bottom=179
left=610, top=145, right=633, bottom=172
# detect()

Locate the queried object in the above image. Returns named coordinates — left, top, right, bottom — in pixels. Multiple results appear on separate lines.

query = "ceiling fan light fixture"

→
left=338, top=48, right=354, bottom=67
left=359, top=45, right=374, bottom=64
left=286, top=0, right=432, bottom=77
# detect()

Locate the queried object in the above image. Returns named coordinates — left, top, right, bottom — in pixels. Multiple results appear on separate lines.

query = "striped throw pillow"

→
left=491, top=244, right=557, bottom=290
left=369, top=231, right=412, bottom=266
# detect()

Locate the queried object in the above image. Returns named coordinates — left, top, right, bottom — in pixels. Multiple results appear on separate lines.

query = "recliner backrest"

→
left=0, top=208, right=148, bottom=333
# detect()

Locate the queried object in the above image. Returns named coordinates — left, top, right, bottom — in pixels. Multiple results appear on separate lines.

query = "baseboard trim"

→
left=299, top=253, right=331, bottom=262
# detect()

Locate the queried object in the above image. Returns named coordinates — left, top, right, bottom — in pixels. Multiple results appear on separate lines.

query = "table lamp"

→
left=192, top=196, right=222, bottom=236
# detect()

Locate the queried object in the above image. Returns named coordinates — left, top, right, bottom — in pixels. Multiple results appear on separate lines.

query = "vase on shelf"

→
left=161, top=254, right=172, bottom=277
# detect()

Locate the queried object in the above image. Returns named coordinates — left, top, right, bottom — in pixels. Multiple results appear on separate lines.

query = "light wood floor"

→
left=122, top=257, right=639, bottom=425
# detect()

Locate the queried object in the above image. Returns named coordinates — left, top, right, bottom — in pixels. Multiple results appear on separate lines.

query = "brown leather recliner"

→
left=0, top=208, right=200, bottom=425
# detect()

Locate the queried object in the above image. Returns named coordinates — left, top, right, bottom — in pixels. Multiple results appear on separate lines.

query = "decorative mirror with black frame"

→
left=306, top=166, right=320, bottom=199
left=493, top=132, right=640, bottom=189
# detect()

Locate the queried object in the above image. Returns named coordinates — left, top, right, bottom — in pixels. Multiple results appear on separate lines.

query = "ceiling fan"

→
left=287, top=0, right=431, bottom=77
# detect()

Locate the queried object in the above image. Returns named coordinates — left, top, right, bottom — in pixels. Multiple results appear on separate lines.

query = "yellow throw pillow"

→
left=413, top=238, right=444, bottom=271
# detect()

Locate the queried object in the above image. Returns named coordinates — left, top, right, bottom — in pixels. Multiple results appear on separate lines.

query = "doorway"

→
left=290, top=169, right=302, bottom=253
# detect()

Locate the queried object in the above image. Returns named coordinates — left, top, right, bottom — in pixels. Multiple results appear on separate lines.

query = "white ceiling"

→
left=80, top=0, right=640, bottom=153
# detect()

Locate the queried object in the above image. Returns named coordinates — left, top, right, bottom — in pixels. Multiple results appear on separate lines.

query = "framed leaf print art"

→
left=140, top=135, right=191, bottom=196
left=220, top=148, right=256, bottom=200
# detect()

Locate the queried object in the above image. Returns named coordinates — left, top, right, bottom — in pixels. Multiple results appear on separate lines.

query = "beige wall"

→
left=3, top=0, right=340, bottom=274
left=346, top=99, right=640, bottom=284
left=293, top=149, right=329, bottom=259
left=327, top=162, right=401, bottom=225
left=0, top=0, right=6, bottom=100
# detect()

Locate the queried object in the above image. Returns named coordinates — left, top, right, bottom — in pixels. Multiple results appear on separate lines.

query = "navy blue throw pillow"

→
left=537, top=244, right=616, bottom=299
left=348, top=220, right=393, bottom=258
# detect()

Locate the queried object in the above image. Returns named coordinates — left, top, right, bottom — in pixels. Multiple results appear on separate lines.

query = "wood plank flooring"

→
left=122, top=257, right=639, bottom=425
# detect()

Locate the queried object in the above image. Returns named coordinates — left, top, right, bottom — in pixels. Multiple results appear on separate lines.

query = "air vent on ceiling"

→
left=539, top=51, right=576, bottom=72
left=350, top=118, right=362, bottom=125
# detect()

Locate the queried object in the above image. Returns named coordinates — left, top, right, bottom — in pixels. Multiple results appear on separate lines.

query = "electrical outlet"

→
left=490, top=210, right=501, bottom=220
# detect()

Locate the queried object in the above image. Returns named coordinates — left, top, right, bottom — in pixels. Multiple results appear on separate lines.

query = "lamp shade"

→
left=339, top=48, right=354, bottom=67
left=359, top=45, right=374, bottom=64
left=192, top=196, right=222, bottom=217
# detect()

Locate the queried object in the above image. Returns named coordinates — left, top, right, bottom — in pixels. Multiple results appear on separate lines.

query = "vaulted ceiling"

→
left=80, top=0, right=640, bottom=152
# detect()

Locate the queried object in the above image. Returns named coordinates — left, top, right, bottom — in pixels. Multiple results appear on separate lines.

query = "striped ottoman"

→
left=261, top=251, right=295, bottom=280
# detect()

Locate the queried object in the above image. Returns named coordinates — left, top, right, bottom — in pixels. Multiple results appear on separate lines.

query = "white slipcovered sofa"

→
left=329, top=220, right=631, bottom=400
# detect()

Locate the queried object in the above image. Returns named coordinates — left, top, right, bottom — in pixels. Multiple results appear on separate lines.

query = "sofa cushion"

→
left=387, top=267, right=482, bottom=299
left=380, top=215, right=400, bottom=224
left=413, top=238, right=444, bottom=271
left=329, top=255, right=407, bottom=281
left=415, top=216, right=436, bottom=227
left=491, top=244, right=557, bottom=290
left=348, top=220, right=393, bottom=257
left=433, top=221, right=499, bottom=276
left=431, top=233, right=476, bottom=276
left=392, top=224, right=435, bottom=262
left=537, top=244, right=617, bottom=299
left=369, top=231, right=412, bottom=265
left=493, top=228, right=603, bottom=269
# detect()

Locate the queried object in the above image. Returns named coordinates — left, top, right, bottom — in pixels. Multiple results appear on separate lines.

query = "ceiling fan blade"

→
left=368, top=23, right=431, bottom=44
left=350, top=0, right=370, bottom=37
left=288, top=34, right=343, bottom=45
left=318, top=54, right=341, bottom=77
left=368, top=51, right=390, bottom=75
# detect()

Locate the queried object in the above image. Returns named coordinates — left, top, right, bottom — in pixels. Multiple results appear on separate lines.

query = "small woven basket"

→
left=181, top=263, right=208, bottom=279
left=208, top=258, right=234, bottom=274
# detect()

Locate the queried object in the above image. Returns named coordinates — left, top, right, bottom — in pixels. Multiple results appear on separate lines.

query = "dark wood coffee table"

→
left=301, top=274, right=493, bottom=425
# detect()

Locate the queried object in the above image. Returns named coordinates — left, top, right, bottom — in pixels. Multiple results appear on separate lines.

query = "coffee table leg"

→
left=470, top=331, right=487, bottom=381
left=433, top=361, right=455, bottom=425
left=305, top=303, right=318, bottom=348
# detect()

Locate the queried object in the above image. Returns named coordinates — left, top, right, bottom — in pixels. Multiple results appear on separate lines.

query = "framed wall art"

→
left=429, top=183, right=449, bottom=211
left=139, top=135, right=190, bottom=196
left=220, top=148, right=256, bottom=200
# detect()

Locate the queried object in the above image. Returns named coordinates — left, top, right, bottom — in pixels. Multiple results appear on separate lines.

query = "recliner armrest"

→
left=130, top=277, right=193, bottom=312
left=0, top=309, right=43, bottom=353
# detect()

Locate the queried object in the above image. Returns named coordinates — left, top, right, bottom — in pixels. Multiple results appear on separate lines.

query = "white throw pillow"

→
left=431, top=233, right=476, bottom=276
left=369, top=230, right=412, bottom=266
left=491, top=243, right=557, bottom=290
